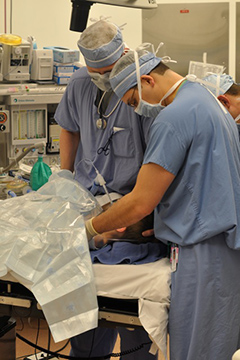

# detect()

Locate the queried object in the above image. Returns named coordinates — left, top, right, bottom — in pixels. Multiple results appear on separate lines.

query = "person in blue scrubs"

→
left=203, top=73, right=240, bottom=137
left=86, top=49, right=240, bottom=360
left=55, top=20, right=153, bottom=196
left=54, top=21, right=159, bottom=360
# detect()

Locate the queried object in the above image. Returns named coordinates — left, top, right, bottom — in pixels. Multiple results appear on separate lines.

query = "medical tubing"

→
left=102, top=183, right=112, bottom=204
left=94, top=170, right=112, bottom=205
left=16, top=332, right=152, bottom=359
left=78, top=158, right=113, bottom=204
left=0, top=141, right=45, bottom=174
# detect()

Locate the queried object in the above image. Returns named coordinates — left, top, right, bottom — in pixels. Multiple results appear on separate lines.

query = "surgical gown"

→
left=143, top=81, right=240, bottom=360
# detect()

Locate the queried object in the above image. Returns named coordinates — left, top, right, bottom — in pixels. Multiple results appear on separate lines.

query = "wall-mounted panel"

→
left=143, top=3, right=229, bottom=77
left=236, top=2, right=240, bottom=82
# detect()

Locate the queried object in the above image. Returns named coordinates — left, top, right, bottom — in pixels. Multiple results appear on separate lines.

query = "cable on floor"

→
left=16, top=332, right=152, bottom=359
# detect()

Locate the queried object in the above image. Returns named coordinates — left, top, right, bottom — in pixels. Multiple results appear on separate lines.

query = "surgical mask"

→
left=135, top=98, right=163, bottom=118
left=135, top=78, right=186, bottom=117
left=133, top=50, right=182, bottom=118
left=88, top=71, right=111, bottom=92
left=133, top=51, right=161, bottom=117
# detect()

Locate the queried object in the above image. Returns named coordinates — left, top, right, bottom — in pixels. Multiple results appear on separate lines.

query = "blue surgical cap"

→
left=77, top=20, right=124, bottom=69
left=203, top=74, right=234, bottom=96
left=110, top=50, right=161, bottom=98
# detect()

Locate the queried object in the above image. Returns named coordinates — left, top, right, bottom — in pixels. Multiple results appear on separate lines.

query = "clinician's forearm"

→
left=59, top=128, right=80, bottom=171
left=92, top=162, right=175, bottom=234
left=92, top=191, right=149, bottom=233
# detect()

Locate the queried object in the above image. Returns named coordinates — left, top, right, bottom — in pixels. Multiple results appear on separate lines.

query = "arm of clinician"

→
left=59, top=128, right=80, bottom=172
left=88, top=162, right=175, bottom=237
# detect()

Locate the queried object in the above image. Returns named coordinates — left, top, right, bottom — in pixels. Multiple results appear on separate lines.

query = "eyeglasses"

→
left=128, top=87, right=137, bottom=108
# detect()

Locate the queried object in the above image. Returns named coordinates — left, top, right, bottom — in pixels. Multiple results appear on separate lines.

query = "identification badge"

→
left=170, top=243, right=179, bottom=272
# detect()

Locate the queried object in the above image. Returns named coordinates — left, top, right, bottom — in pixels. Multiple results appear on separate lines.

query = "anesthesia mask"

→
left=88, top=71, right=112, bottom=92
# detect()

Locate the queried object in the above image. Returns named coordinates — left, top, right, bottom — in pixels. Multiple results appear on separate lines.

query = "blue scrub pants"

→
left=169, top=235, right=240, bottom=360
left=70, top=327, right=158, bottom=359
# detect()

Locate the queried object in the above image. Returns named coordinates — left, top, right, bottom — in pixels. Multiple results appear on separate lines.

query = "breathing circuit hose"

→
left=0, top=142, right=45, bottom=175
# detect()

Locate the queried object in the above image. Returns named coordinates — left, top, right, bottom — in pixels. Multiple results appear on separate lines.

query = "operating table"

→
left=0, top=258, right=171, bottom=359
left=0, top=172, right=171, bottom=359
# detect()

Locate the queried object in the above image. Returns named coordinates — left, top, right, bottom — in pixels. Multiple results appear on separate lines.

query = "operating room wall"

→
left=150, top=0, right=238, bottom=80
left=0, top=0, right=238, bottom=76
left=0, top=0, right=142, bottom=64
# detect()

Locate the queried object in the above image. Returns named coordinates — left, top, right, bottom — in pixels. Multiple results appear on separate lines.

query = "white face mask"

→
left=133, top=51, right=184, bottom=118
left=134, top=98, right=164, bottom=118
left=134, top=73, right=185, bottom=118
left=234, top=114, right=240, bottom=123
left=88, top=71, right=112, bottom=92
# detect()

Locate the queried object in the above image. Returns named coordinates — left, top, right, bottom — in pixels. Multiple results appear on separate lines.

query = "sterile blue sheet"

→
left=90, top=241, right=167, bottom=264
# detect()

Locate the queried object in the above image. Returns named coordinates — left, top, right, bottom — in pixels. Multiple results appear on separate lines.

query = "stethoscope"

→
left=96, top=90, right=121, bottom=155
left=96, top=90, right=121, bottom=130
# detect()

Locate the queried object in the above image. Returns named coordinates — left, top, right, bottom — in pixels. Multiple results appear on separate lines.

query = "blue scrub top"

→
left=237, top=123, right=240, bottom=140
left=143, top=81, right=240, bottom=250
left=55, top=67, right=153, bottom=195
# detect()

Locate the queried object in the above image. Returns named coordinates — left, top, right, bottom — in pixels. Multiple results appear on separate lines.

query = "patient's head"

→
left=94, top=201, right=157, bottom=245
left=122, top=213, right=155, bottom=241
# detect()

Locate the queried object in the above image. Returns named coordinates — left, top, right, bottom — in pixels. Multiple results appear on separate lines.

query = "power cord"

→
left=56, top=339, right=70, bottom=353
left=34, top=318, right=40, bottom=360
left=16, top=332, right=151, bottom=359
left=46, top=327, right=51, bottom=358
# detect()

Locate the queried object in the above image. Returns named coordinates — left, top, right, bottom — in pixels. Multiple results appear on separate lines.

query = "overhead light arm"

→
left=70, top=0, right=157, bottom=32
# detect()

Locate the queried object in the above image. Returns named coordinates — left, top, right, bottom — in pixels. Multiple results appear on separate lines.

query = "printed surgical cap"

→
left=203, top=73, right=234, bottom=96
left=110, top=50, right=161, bottom=99
left=78, top=20, right=124, bottom=69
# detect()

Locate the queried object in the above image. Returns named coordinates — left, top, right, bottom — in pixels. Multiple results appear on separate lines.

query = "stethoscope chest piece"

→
left=96, top=118, right=107, bottom=130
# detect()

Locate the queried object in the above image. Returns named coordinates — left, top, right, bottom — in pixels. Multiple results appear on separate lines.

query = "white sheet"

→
left=0, top=173, right=171, bottom=359
left=2, top=258, right=171, bottom=360
left=94, top=258, right=171, bottom=359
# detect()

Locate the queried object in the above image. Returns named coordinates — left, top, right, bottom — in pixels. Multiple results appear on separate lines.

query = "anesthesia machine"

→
left=0, top=84, right=64, bottom=173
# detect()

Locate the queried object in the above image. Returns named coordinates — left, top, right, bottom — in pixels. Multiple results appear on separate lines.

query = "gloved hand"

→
left=85, top=217, right=99, bottom=241
left=85, top=218, right=100, bottom=250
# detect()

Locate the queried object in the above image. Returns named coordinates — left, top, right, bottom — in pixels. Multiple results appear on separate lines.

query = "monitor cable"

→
left=16, top=332, right=151, bottom=359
